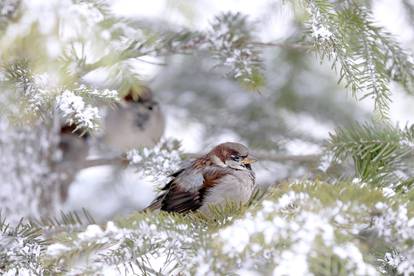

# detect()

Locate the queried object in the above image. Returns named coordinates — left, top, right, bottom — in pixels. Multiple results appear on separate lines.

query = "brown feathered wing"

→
left=144, top=165, right=228, bottom=213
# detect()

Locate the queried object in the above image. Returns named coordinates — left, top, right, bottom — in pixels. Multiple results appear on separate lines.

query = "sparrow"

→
left=56, top=124, right=90, bottom=202
left=103, top=86, right=165, bottom=152
left=145, top=142, right=257, bottom=214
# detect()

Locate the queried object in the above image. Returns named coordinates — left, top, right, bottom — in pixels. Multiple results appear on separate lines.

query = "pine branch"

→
left=31, top=209, right=96, bottom=238
left=0, top=212, right=48, bottom=274
left=303, top=0, right=414, bottom=119
left=328, top=122, right=414, bottom=188
left=83, top=156, right=128, bottom=169
left=2, top=181, right=414, bottom=274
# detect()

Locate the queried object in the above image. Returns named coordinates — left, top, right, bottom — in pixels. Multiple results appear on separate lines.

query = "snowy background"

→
left=58, top=0, right=414, bottom=222
left=2, top=0, right=414, bottom=275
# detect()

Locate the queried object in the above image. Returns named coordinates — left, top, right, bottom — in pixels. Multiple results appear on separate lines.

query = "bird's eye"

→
left=231, top=155, right=241, bottom=162
left=146, top=101, right=158, bottom=111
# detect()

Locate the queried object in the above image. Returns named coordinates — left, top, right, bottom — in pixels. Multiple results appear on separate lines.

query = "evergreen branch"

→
left=3, top=182, right=414, bottom=274
left=31, top=209, right=96, bottom=237
left=79, top=46, right=156, bottom=77
left=328, top=122, right=414, bottom=188
left=2, top=60, right=51, bottom=117
left=83, top=156, right=128, bottom=169
left=72, top=0, right=112, bottom=18
left=304, top=0, right=414, bottom=119
left=0, top=212, right=48, bottom=274
left=250, top=41, right=313, bottom=50
left=137, top=12, right=265, bottom=89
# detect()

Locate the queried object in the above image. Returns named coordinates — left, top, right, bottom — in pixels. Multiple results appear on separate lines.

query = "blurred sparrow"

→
left=146, top=142, right=257, bottom=213
left=57, top=124, right=90, bottom=202
left=103, top=86, right=165, bottom=152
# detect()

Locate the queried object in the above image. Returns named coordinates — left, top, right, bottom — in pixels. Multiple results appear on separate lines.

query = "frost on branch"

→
left=21, top=181, right=412, bottom=275
left=162, top=12, right=263, bottom=89
left=303, top=1, right=414, bottom=118
left=195, top=190, right=377, bottom=275
left=126, top=139, right=183, bottom=186
left=57, top=90, right=100, bottom=132
left=307, top=1, right=334, bottom=44
left=56, top=85, right=119, bottom=132
left=3, top=62, right=53, bottom=118
left=81, top=86, right=119, bottom=102
left=373, top=203, right=414, bottom=275
left=208, top=12, right=263, bottom=88
left=0, top=214, right=47, bottom=275
left=44, top=214, right=203, bottom=275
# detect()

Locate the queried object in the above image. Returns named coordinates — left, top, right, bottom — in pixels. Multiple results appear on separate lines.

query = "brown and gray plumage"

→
left=103, top=86, right=165, bottom=151
left=145, top=142, right=257, bottom=214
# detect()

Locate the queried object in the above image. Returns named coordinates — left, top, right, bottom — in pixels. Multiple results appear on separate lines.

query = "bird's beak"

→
left=241, top=155, right=257, bottom=164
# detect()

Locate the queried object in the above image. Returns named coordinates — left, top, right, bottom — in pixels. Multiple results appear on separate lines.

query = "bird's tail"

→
left=142, top=195, right=164, bottom=212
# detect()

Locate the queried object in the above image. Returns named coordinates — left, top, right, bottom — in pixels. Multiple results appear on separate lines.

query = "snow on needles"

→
left=56, top=85, right=119, bottom=132
left=6, top=182, right=413, bottom=275
left=213, top=191, right=377, bottom=275
left=126, top=138, right=183, bottom=186
left=57, top=90, right=100, bottom=131
left=373, top=204, right=414, bottom=275
left=308, top=2, right=334, bottom=43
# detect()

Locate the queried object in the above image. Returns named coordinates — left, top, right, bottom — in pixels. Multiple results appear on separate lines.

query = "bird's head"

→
left=123, top=86, right=159, bottom=111
left=208, top=142, right=257, bottom=171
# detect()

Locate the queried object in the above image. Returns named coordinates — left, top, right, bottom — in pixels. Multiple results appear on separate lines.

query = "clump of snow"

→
left=311, top=25, right=333, bottom=42
left=126, top=150, right=143, bottom=164
left=0, top=222, right=46, bottom=274
left=46, top=243, right=71, bottom=256
left=307, top=2, right=335, bottom=44
left=76, top=84, right=119, bottom=101
left=78, top=224, right=104, bottom=240
left=382, top=187, right=396, bottom=197
left=373, top=204, right=414, bottom=274
left=45, top=217, right=199, bottom=275
left=211, top=191, right=377, bottom=275
left=89, top=88, right=119, bottom=100
left=57, top=90, right=100, bottom=131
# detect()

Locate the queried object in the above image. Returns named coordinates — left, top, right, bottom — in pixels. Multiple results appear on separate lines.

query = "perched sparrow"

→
left=57, top=124, right=90, bottom=202
left=103, top=86, right=165, bottom=152
left=146, top=142, right=257, bottom=214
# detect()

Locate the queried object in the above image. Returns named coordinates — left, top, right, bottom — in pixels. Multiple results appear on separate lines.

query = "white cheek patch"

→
left=226, top=160, right=248, bottom=171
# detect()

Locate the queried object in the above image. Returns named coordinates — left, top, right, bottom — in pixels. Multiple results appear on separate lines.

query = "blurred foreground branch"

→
left=83, top=157, right=128, bottom=169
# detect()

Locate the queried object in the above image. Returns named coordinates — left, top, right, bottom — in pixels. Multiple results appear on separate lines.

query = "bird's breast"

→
left=200, top=170, right=255, bottom=212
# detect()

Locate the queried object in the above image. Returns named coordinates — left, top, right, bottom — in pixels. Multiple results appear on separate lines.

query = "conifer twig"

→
left=250, top=41, right=313, bottom=50
left=82, top=157, right=128, bottom=169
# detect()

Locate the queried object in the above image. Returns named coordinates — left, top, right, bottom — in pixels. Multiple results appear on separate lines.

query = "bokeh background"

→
left=1, top=0, right=414, bottom=222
